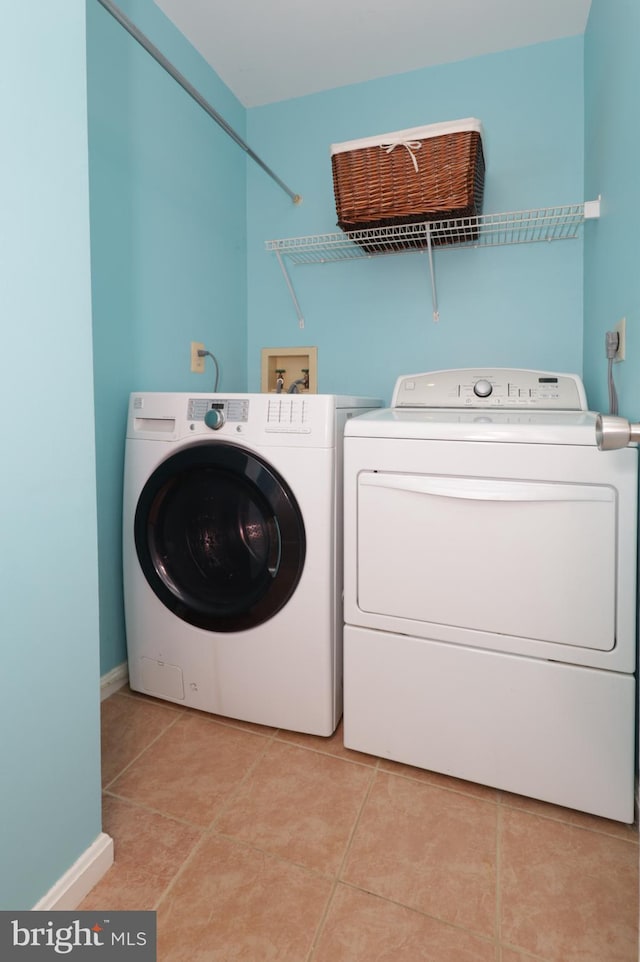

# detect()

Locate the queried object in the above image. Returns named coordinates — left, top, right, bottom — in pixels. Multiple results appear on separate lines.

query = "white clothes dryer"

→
left=343, top=369, right=638, bottom=822
left=124, top=391, right=380, bottom=735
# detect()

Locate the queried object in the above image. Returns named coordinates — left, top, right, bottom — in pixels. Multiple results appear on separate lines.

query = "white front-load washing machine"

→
left=343, top=369, right=638, bottom=821
left=124, top=391, right=381, bottom=735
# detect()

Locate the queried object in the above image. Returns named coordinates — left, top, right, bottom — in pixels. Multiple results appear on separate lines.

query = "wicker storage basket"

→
left=330, top=118, right=485, bottom=249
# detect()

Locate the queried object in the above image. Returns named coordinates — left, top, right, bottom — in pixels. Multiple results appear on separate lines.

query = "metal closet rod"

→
left=95, top=0, right=302, bottom=205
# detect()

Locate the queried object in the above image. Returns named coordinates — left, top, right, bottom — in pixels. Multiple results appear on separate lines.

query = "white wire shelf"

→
left=266, top=200, right=600, bottom=326
left=265, top=201, right=600, bottom=264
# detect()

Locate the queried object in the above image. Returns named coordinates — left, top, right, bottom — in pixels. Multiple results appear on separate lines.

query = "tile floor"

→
left=81, top=687, right=639, bottom=962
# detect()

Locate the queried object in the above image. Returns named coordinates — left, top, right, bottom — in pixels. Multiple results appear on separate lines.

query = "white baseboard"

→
left=33, top=832, right=114, bottom=910
left=100, top=661, right=129, bottom=701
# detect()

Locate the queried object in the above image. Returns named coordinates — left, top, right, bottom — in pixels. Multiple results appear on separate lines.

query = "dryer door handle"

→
left=360, top=473, right=615, bottom=504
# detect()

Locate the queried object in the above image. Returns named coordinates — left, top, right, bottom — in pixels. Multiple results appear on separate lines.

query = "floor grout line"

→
left=305, top=759, right=380, bottom=962
left=102, top=789, right=208, bottom=832
left=335, top=758, right=381, bottom=881
left=205, top=727, right=280, bottom=833
left=272, top=740, right=381, bottom=773
left=151, top=829, right=214, bottom=913
left=328, top=879, right=500, bottom=947
left=102, top=710, right=183, bottom=792
left=496, top=802, right=503, bottom=959
left=496, top=798, right=639, bottom=844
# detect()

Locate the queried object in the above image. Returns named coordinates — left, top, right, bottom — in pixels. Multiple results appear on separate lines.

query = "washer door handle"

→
left=266, top=517, right=282, bottom=577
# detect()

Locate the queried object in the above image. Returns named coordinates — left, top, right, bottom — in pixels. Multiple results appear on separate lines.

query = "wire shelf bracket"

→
left=266, top=199, right=601, bottom=323
left=274, top=250, right=305, bottom=328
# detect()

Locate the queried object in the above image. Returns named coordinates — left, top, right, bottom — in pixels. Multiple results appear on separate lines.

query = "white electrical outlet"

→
left=191, top=342, right=206, bottom=373
left=614, top=318, right=626, bottom=363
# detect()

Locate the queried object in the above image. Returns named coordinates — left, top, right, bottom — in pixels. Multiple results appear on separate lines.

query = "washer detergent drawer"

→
left=356, top=472, right=617, bottom=650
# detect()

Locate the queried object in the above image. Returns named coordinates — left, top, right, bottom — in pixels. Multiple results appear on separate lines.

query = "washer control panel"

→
left=392, top=369, right=588, bottom=411
left=187, top=398, right=250, bottom=422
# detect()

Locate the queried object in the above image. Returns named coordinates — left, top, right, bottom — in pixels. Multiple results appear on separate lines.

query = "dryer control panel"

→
left=392, top=369, right=588, bottom=411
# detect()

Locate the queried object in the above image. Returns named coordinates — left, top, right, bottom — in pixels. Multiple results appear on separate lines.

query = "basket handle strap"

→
left=380, top=140, right=422, bottom=172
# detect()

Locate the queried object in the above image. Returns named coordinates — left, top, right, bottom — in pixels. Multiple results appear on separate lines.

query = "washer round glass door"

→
left=134, top=442, right=306, bottom=631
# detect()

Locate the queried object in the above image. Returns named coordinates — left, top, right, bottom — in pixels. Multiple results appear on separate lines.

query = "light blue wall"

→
left=247, top=39, right=585, bottom=402
left=583, top=0, right=640, bottom=416
left=0, top=1, right=102, bottom=908
left=87, top=0, right=248, bottom=674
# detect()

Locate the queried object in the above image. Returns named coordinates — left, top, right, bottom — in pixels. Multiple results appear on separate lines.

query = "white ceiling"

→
left=153, top=0, right=592, bottom=108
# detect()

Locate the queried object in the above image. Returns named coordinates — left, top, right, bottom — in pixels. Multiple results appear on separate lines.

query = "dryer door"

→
left=134, top=442, right=305, bottom=631
left=355, top=470, right=617, bottom=650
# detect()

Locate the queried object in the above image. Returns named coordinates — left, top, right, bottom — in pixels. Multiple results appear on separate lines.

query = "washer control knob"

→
left=204, top=408, right=225, bottom=430
left=473, top=379, right=493, bottom=398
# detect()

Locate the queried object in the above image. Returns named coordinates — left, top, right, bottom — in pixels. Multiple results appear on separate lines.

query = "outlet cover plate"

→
left=614, top=318, right=626, bottom=363
left=191, top=342, right=206, bottom=373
